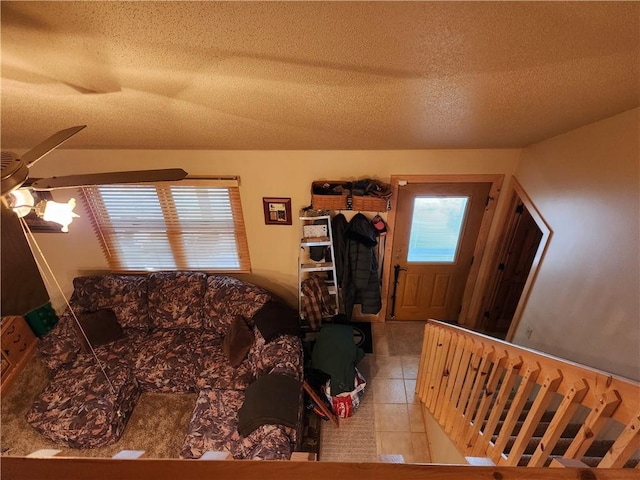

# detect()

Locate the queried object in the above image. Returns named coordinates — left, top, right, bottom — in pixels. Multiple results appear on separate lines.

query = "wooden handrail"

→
left=1, top=456, right=638, bottom=480
left=417, top=320, right=640, bottom=468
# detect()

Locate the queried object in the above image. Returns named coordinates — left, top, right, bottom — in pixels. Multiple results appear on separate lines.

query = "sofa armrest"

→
left=248, top=329, right=304, bottom=381
left=241, top=424, right=294, bottom=460
left=37, top=310, right=81, bottom=372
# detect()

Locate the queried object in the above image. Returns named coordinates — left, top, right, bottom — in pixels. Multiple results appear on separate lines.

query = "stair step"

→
left=518, top=455, right=640, bottom=469
left=493, top=420, right=582, bottom=439
left=502, top=437, right=616, bottom=463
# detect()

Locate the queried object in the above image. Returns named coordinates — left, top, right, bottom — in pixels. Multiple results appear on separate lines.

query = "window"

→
left=81, top=178, right=251, bottom=272
left=407, top=196, right=469, bottom=263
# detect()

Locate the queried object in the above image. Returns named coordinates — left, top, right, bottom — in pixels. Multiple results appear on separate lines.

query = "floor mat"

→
left=352, top=322, right=373, bottom=354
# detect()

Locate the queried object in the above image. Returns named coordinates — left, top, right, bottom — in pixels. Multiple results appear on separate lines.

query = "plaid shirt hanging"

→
left=301, top=275, right=333, bottom=331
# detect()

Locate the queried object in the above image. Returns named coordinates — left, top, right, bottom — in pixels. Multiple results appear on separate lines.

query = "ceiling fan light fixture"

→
left=8, top=188, right=35, bottom=218
left=35, top=198, right=79, bottom=232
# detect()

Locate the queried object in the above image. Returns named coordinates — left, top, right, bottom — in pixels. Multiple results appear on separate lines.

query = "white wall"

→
left=513, top=108, right=640, bottom=381
left=28, top=149, right=519, bottom=309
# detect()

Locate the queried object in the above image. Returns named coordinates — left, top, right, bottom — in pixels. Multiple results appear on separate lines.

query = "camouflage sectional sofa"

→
left=26, top=272, right=303, bottom=460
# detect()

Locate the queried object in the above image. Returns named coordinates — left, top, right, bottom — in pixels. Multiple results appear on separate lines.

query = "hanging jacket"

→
left=331, top=213, right=348, bottom=286
left=342, top=213, right=382, bottom=320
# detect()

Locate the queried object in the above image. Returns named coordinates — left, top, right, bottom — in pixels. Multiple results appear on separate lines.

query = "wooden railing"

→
left=416, top=320, right=640, bottom=468
left=1, top=456, right=638, bottom=480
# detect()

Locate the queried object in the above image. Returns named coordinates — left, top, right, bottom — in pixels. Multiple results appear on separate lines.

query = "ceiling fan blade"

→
left=22, top=125, right=87, bottom=167
left=30, top=168, right=188, bottom=191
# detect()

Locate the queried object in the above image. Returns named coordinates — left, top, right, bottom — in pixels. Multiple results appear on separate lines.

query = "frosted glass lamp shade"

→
left=8, top=189, right=35, bottom=218
left=35, top=198, right=80, bottom=232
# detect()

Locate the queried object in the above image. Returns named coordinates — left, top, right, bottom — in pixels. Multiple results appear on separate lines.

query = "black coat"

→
left=332, top=213, right=349, bottom=286
left=342, top=213, right=382, bottom=320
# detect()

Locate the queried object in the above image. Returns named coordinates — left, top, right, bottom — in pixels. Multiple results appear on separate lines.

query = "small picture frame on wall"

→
left=263, top=197, right=292, bottom=225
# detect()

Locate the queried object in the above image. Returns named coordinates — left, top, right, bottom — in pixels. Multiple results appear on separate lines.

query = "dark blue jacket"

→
left=342, top=213, right=382, bottom=320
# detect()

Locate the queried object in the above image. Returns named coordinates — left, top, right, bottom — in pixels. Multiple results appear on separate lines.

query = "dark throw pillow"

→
left=74, top=309, right=124, bottom=352
left=252, top=300, right=300, bottom=343
left=223, top=316, right=255, bottom=367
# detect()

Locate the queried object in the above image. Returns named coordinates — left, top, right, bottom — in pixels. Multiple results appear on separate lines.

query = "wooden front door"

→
left=388, top=182, right=491, bottom=321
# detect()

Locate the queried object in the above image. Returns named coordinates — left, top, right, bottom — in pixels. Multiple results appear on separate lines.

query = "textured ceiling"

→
left=1, top=1, right=639, bottom=150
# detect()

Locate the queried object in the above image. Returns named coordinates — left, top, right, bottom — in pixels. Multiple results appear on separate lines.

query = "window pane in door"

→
left=407, top=196, right=469, bottom=262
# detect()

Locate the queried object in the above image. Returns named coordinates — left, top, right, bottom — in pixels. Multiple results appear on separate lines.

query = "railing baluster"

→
left=528, top=379, right=589, bottom=467
left=489, top=361, right=541, bottom=464
left=434, top=331, right=459, bottom=423
left=464, top=351, right=508, bottom=454
left=416, top=324, right=434, bottom=400
left=471, top=356, right=523, bottom=457
left=564, top=390, right=621, bottom=460
left=499, top=369, right=563, bottom=466
left=425, top=327, right=446, bottom=408
left=429, top=329, right=453, bottom=414
left=458, top=345, right=496, bottom=447
left=437, top=333, right=466, bottom=424
left=597, top=414, right=640, bottom=468
left=444, top=337, right=476, bottom=434
left=451, top=341, right=485, bottom=442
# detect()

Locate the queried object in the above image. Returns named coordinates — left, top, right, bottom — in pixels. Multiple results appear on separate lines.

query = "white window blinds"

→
left=81, top=178, right=251, bottom=272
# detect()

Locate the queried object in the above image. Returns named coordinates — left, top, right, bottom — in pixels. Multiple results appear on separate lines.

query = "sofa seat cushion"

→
left=180, top=389, right=246, bottom=459
left=72, top=275, right=149, bottom=330
left=25, top=355, right=140, bottom=449
left=93, top=328, right=148, bottom=367
left=134, top=329, right=202, bottom=393
left=203, top=276, right=271, bottom=336
left=147, top=271, right=206, bottom=329
left=193, top=337, right=255, bottom=392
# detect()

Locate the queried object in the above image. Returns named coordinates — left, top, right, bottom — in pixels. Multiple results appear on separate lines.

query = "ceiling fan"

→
left=1, top=125, right=187, bottom=231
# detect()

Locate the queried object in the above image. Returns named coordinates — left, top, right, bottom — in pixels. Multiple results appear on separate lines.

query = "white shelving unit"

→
left=298, top=214, right=340, bottom=329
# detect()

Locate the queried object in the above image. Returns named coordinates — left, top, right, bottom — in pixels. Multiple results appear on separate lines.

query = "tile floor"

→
left=368, top=321, right=431, bottom=463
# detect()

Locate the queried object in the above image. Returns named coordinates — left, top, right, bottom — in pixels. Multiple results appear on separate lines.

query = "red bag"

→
left=324, top=368, right=366, bottom=418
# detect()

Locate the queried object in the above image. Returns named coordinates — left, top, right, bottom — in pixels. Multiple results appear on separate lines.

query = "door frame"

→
left=476, top=177, right=552, bottom=341
left=382, top=174, right=504, bottom=323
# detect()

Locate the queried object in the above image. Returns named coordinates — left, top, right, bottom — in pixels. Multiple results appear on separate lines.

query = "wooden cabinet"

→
left=1, top=315, right=37, bottom=394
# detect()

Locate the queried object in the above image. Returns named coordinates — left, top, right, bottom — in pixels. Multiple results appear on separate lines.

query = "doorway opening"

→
left=476, top=178, right=551, bottom=341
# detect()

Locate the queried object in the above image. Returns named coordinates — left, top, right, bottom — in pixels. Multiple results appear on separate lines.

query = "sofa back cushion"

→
left=72, top=275, right=149, bottom=330
left=252, top=300, right=301, bottom=343
left=147, top=271, right=206, bottom=329
left=203, top=275, right=271, bottom=336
